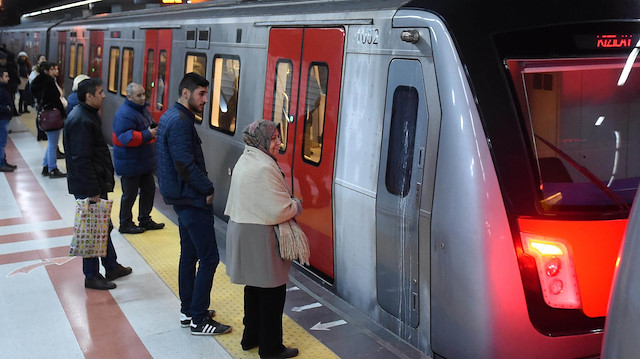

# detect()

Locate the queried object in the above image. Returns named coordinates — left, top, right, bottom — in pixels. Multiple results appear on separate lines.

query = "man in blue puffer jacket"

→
left=156, top=73, right=232, bottom=336
left=113, top=82, right=165, bottom=234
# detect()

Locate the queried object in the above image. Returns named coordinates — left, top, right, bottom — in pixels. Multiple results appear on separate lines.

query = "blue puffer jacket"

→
left=66, top=91, right=79, bottom=116
left=156, top=102, right=214, bottom=208
left=112, top=99, right=156, bottom=177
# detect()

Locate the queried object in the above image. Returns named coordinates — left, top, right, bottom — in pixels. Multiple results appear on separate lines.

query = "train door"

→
left=375, top=59, right=429, bottom=327
left=56, top=31, right=66, bottom=86
left=143, top=29, right=172, bottom=122
left=263, top=28, right=345, bottom=280
left=89, top=30, right=103, bottom=79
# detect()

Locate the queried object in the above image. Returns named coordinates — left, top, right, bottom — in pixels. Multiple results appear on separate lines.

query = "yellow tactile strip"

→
left=111, top=178, right=338, bottom=359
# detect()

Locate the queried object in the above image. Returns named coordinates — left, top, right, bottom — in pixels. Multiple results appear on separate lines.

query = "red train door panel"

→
left=143, top=29, right=172, bottom=123
left=89, top=30, right=103, bottom=79
left=263, top=28, right=345, bottom=279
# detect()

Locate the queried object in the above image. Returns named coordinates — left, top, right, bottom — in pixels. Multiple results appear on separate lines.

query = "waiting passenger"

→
left=16, top=51, right=31, bottom=114
left=30, top=62, right=66, bottom=178
left=156, top=72, right=232, bottom=336
left=113, top=82, right=165, bottom=234
left=30, top=54, right=48, bottom=141
left=0, top=67, right=17, bottom=172
left=66, top=74, right=89, bottom=116
left=64, top=78, right=132, bottom=290
left=225, top=119, right=302, bottom=359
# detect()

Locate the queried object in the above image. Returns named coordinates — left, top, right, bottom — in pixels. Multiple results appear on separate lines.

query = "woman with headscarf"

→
left=225, top=119, right=301, bottom=359
left=30, top=62, right=66, bottom=178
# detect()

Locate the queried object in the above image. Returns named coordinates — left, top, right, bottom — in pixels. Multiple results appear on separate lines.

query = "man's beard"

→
left=188, top=96, right=203, bottom=114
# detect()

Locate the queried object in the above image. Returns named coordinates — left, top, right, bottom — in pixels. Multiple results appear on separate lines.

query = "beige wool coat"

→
left=224, top=146, right=302, bottom=288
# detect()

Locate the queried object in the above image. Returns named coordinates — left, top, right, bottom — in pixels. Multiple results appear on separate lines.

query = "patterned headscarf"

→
left=243, top=119, right=280, bottom=159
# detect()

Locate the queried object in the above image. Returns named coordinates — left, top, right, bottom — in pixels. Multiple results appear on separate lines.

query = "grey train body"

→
left=2, top=0, right=625, bottom=358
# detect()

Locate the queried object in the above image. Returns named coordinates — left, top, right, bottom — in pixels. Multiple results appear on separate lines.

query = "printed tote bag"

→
left=68, top=198, right=113, bottom=258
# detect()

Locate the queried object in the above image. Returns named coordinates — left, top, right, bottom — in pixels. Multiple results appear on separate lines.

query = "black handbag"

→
left=38, top=108, right=64, bottom=131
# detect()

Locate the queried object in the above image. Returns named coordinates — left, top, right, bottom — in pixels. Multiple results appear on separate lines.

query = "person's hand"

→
left=206, top=193, right=214, bottom=204
left=149, top=127, right=157, bottom=138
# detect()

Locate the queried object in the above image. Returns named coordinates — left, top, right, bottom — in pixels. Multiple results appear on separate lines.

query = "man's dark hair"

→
left=178, top=72, right=209, bottom=96
left=78, top=78, right=102, bottom=102
left=39, top=61, right=54, bottom=73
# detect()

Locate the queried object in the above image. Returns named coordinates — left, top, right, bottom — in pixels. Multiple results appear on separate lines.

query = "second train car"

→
left=2, top=0, right=640, bottom=357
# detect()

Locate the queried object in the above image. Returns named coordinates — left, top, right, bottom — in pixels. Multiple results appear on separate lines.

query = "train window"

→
left=120, top=48, right=134, bottom=96
left=385, top=86, right=418, bottom=197
left=108, top=47, right=120, bottom=94
left=185, top=53, right=207, bottom=123
left=69, top=44, right=76, bottom=78
left=90, top=44, right=102, bottom=79
left=156, top=50, right=167, bottom=111
left=271, top=59, right=293, bottom=152
left=210, top=55, right=240, bottom=135
left=76, top=44, right=84, bottom=78
left=508, top=57, right=640, bottom=212
left=145, top=49, right=154, bottom=99
left=301, top=63, right=328, bottom=165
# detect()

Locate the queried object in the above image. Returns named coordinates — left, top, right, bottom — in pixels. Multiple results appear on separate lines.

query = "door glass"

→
left=302, top=63, right=328, bottom=164
left=185, top=53, right=207, bottom=123
left=211, top=55, right=240, bottom=134
left=386, top=86, right=419, bottom=197
left=108, top=47, right=120, bottom=93
left=76, top=44, right=84, bottom=76
left=145, top=49, right=154, bottom=99
left=57, top=43, right=65, bottom=84
left=90, top=45, right=102, bottom=78
left=272, top=60, right=293, bottom=152
left=156, top=50, right=167, bottom=111
left=69, top=44, right=76, bottom=78
left=120, top=48, right=134, bottom=96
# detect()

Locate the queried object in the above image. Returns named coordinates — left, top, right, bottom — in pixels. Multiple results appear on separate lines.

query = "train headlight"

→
left=522, top=234, right=582, bottom=309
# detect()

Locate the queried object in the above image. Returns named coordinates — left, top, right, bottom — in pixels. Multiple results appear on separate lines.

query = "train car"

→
left=2, top=0, right=640, bottom=357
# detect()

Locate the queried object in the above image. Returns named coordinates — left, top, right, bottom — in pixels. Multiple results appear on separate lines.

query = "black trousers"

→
left=242, top=284, right=287, bottom=357
left=119, top=172, right=155, bottom=226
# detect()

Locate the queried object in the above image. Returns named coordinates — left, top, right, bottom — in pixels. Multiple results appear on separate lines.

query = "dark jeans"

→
left=119, top=172, right=155, bottom=226
left=242, top=285, right=287, bottom=357
left=174, top=204, right=220, bottom=323
left=76, top=193, right=118, bottom=278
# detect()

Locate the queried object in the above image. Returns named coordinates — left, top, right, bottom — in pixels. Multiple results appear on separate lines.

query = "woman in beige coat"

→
left=225, top=119, right=302, bottom=359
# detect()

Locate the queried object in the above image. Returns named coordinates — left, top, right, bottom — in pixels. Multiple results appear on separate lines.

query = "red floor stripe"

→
left=0, top=245, right=70, bottom=265
left=46, top=257, right=152, bottom=359
left=0, top=137, right=62, bottom=226
left=0, top=227, right=74, bottom=244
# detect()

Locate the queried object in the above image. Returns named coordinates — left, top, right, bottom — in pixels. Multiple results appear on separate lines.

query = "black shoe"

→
left=190, top=317, right=232, bottom=336
left=0, top=165, right=15, bottom=172
left=180, top=310, right=216, bottom=328
left=261, top=348, right=299, bottom=359
left=56, top=148, right=65, bottom=159
left=140, top=220, right=165, bottom=230
left=85, top=274, right=116, bottom=290
left=105, top=263, right=132, bottom=281
left=241, top=341, right=259, bottom=351
left=119, top=223, right=146, bottom=234
left=41, top=166, right=48, bottom=176
left=37, top=134, right=47, bottom=141
left=5, top=162, right=16, bottom=169
left=48, top=168, right=66, bottom=178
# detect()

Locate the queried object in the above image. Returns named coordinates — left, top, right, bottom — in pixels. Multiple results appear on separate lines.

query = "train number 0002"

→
left=356, top=28, right=379, bottom=45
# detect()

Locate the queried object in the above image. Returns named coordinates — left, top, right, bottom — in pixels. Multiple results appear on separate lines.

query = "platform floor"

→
left=0, top=110, right=430, bottom=359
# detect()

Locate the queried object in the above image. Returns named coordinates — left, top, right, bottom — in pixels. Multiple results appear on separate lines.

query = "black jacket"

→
left=31, top=74, right=65, bottom=117
left=0, top=83, right=15, bottom=121
left=64, top=102, right=115, bottom=198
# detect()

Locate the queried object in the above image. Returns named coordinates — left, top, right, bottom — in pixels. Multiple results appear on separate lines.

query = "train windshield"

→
left=508, top=57, right=640, bottom=213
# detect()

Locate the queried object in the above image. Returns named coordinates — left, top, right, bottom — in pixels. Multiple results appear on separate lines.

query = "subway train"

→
left=2, top=0, right=640, bottom=357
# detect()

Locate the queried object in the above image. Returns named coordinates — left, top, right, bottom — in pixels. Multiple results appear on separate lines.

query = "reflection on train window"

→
left=90, top=44, right=102, bottom=78
left=156, top=50, right=167, bottom=111
left=385, top=86, right=418, bottom=197
left=69, top=44, right=76, bottom=78
left=145, top=49, right=154, bottom=99
left=185, top=53, right=207, bottom=123
left=108, top=47, right=120, bottom=94
left=272, top=59, right=292, bottom=152
left=76, top=44, right=84, bottom=78
left=57, top=43, right=65, bottom=84
left=120, top=48, right=134, bottom=96
left=302, top=63, right=328, bottom=165
left=508, top=58, right=640, bottom=212
left=210, top=55, right=240, bottom=135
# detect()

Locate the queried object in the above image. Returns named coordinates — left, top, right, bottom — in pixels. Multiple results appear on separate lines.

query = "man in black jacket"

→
left=64, top=78, right=132, bottom=290
left=0, top=67, right=16, bottom=172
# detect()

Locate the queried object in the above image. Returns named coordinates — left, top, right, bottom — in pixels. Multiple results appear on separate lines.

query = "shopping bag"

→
left=275, top=219, right=310, bottom=265
left=68, top=198, right=113, bottom=258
